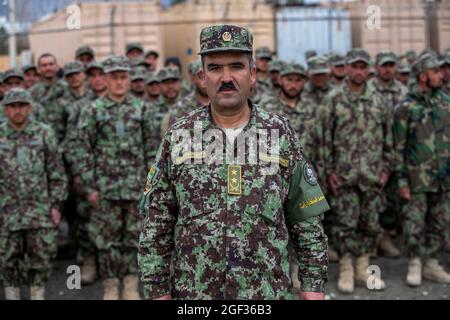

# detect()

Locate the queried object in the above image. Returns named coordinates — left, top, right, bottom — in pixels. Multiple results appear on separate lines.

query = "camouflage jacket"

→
left=138, top=103, right=329, bottom=300
left=393, top=86, right=450, bottom=193
left=77, top=94, right=152, bottom=201
left=251, top=77, right=274, bottom=105
left=165, top=91, right=207, bottom=131
left=0, top=99, right=46, bottom=125
left=301, top=82, right=332, bottom=106
left=180, top=79, right=194, bottom=99
left=0, top=121, right=67, bottom=231
left=369, top=78, right=407, bottom=116
left=323, top=81, right=394, bottom=190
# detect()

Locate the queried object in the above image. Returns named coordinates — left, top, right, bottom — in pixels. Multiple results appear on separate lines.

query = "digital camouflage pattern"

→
left=255, top=46, right=273, bottom=59
left=2, top=68, right=25, bottom=82
left=2, top=87, right=33, bottom=105
left=75, top=46, right=95, bottom=58
left=131, top=66, right=148, bottom=81
left=102, top=55, right=131, bottom=74
left=301, top=81, right=332, bottom=106
left=158, top=67, right=181, bottom=82
left=346, top=48, right=371, bottom=65
left=375, top=51, right=397, bottom=66
left=63, top=61, right=84, bottom=76
left=138, top=103, right=329, bottom=300
left=199, top=25, right=253, bottom=55
left=307, top=56, right=330, bottom=75
left=165, top=91, right=207, bottom=130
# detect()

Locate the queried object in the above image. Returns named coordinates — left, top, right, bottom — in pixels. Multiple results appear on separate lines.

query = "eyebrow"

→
left=207, top=61, right=245, bottom=68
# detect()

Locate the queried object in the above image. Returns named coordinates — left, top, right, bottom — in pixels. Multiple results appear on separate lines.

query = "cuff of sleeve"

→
left=142, top=282, right=171, bottom=300
left=299, top=278, right=325, bottom=293
left=397, top=178, right=409, bottom=189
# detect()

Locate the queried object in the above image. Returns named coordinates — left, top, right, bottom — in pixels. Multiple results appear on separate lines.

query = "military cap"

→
left=130, top=66, right=148, bottom=81
left=22, top=64, right=37, bottom=74
left=157, top=67, right=181, bottom=82
left=75, top=46, right=95, bottom=58
left=439, top=51, right=450, bottom=66
left=307, top=56, right=330, bottom=75
left=2, top=88, right=32, bottom=105
left=188, top=60, right=202, bottom=75
left=131, top=57, right=151, bottom=68
left=85, top=61, right=104, bottom=74
left=376, top=51, right=397, bottom=66
left=199, top=24, right=253, bottom=55
left=146, top=72, right=160, bottom=85
left=412, top=55, right=441, bottom=74
left=126, top=42, right=144, bottom=54
left=145, top=49, right=159, bottom=58
left=268, top=60, right=285, bottom=72
left=419, top=49, right=438, bottom=60
left=346, top=48, right=371, bottom=65
left=328, top=53, right=346, bottom=67
left=305, top=50, right=317, bottom=60
left=63, top=61, right=85, bottom=76
left=280, top=62, right=307, bottom=77
left=3, top=68, right=25, bottom=81
left=102, top=56, right=131, bottom=74
left=405, top=50, right=417, bottom=60
left=255, top=46, right=273, bottom=60
left=397, top=60, right=411, bottom=74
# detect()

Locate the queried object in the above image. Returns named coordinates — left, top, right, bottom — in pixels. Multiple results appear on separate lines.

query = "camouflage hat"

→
left=3, top=68, right=25, bottom=81
left=405, top=50, right=417, bottom=60
left=63, top=61, right=85, bottom=76
left=188, top=60, right=202, bottom=76
left=145, top=49, right=159, bottom=58
left=307, top=56, right=330, bottom=75
left=2, top=88, right=32, bottom=106
left=131, top=57, right=150, bottom=68
left=305, top=50, right=317, bottom=60
left=22, top=64, right=37, bottom=73
left=157, top=67, right=181, bottom=82
left=85, top=61, right=104, bottom=74
left=328, top=52, right=346, bottom=67
left=130, top=66, right=148, bottom=81
left=419, top=49, right=438, bottom=60
left=199, top=24, right=253, bottom=55
left=268, top=60, right=285, bottom=72
left=102, top=56, right=131, bottom=74
left=126, top=42, right=144, bottom=54
left=412, top=55, right=441, bottom=74
left=146, top=72, right=160, bottom=85
left=255, top=46, right=273, bottom=60
left=75, top=46, right=95, bottom=58
left=397, top=60, right=411, bottom=74
left=440, top=51, right=450, bottom=66
left=280, top=62, right=307, bottom=77
left=346, top=48, right=371, bottom=65
left=376, top=51, right=397, bottom=66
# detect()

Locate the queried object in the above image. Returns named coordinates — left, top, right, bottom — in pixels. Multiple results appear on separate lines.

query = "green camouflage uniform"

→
left=252, top=47, right=275, bottom=104
left=328, top=53, right=346, bottom=88
left=393, top=56, right=450, bottom=259
left=138, top=24, right=329, bottom=300
left=323, top=49, right=394, bottom=257
left=301, top=56, right=332, bottom=105
left=0, top=89, right=67, bottom=286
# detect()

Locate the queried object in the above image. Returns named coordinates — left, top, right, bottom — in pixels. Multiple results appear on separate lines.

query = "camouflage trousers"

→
left=380, top=177, right=401, bottom=231
left=88, top=199, right=141, bottom=279
left=75, top=196, right=96, bottom=262
left=402, top=192, right=450, bottom=259
left=331, top=187, right=383, bottom=256
left=0, top=228, right=58, bottom=286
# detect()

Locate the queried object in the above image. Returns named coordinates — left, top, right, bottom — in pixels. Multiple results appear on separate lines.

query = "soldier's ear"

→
left=249, top=65, right=257, bottom=87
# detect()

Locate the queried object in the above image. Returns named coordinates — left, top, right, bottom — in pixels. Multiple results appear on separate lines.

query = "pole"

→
left=9, top=0, right=17, bottom=68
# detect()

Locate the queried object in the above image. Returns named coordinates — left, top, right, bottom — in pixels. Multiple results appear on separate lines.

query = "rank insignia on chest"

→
left=228, top=165, right=242, bottom=195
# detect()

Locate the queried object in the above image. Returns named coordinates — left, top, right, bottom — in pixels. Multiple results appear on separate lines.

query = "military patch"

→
left=303, top=163, right=317, bottom=185
left=299, top=195, right=326, bottom=209
left=143, top=164, right=157, bottom=195
left=222, top=32, right=232, bottom=42
left=228, top=165, right=242, bottom=195
left=259, top=152, right=289, bottom=168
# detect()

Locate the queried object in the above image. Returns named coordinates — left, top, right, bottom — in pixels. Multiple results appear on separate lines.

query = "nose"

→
left=222, top=66, right=232, bottom=83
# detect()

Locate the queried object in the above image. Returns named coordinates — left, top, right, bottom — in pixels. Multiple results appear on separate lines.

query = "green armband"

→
left=285, top=160, right=330, bottom=227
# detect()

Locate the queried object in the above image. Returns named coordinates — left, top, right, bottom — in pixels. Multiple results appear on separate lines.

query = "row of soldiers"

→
left=0, top=39, right=449, bottom=299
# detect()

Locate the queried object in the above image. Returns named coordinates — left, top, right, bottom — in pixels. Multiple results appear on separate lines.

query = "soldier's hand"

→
left=399, top=187, right=411, bottom=201
left=299, top=292, right=325, bottom=300
left=379, top=171, right=390, bottom=189
left=73, top=176, right=84, bottom=196
left=154, top=294, right=172, bottom=300
left=51, top=208, right=61, bottom=226
left=327, top=173, right=339, bottom=196
left=88, top=191, right=100, bottom=209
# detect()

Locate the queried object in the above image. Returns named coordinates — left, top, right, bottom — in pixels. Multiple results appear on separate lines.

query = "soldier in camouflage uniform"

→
left=126, top=43, right=145, bottom=62
left=323, top=48, right=393, bottom=293
left=440, top=52, right=450, bottom=96
left=370, top=51, right=408, bottom=258
left=145, top=72, right=160, bottom=103
left=138, top=24, right=329, bottom=300
left=405, top=50, right=417, bottom=66
left=145, top=49, right=159, bottom=72
left=77, top=56, right=151, bottom=300
left=268, top=59, right=284, bottom=93
left=0, top=88, right=67, bottom=300
left=130, top=66, right=148, bottom=101
left=22, top=64, right=40, bottom=90
left=251, top=46, right=274, bottom=104
left=302, top=56, right=332, bottom=105
left=396, top=60, right=412, bottom=87
left=75, top=46, right=95, bottom=67
left=328, top=53, right=347, bottom=87
left=393, top=55, right=450, bottom=287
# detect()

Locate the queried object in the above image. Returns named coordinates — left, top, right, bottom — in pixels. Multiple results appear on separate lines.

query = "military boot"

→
left=81, top=255, right=97, bottom=285
left=378, top=232, right=400, bottom=257
left=328, top=247, right=339, bottom=263
left=337, top=254, right=354, bottom=293
left=355, top=254, right=385, bottom=290
left=30, top=286, right=45, bottom=300
left=103, top=278, right=119, bottom=300
left=406, top=257, right=422, bottom=287
left=122, top=275, right=141, bottom=300
left=423, top=258, right=450, bottom=284
left=4, top=287, right=20, bottom=300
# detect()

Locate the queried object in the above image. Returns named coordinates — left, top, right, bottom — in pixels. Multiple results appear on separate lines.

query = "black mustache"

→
left=219, top=82, right=237, bottom=92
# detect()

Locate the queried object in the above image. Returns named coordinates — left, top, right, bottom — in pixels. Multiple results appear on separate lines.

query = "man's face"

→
left=440, top=64, right=450, bottom=83
left=127, top=49, right=143, bottom=61
left=24, top=69, right=40, bottom=89
left=4, top=102, right=32, bottom=126
left=376, top=62, right=396, bottom=82
left=145, top=54, right=158, bottom=72
left=159, top=79, right=181, bottom=100
left=66, top=72, right=86, bottom=90
left=309, top=73, right=329, bottom=89
left=396, top=72, right=410, bottom=85
left=279, top=74, right=306, bottom=99
left=38, top=56, right=58, bottom=80
left=106, top=71, right=130, bottom=97
left=270, top=71, right=280, bottom=87
left=256, top=57, right=270, bottom=73
left=88, top=69, right=107, bottom=93
left=0, top=83, right=5, bottom=98
left=131, top=79, right=146, bottom=94
left=202, top=51, right=256, bottom=111
left=421, top=68, right=443, bottom=89
left=331, top=64, right=347, bottom=79
left=4, top=77, right=25, bottom=91
left=146, top=82, right=160, bottom=97
left=347, top=62, right=369, bottom=85
left=77, top=54, right=94, bottom=67
left=193, top=71, right=207, bottom=97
